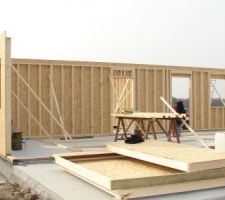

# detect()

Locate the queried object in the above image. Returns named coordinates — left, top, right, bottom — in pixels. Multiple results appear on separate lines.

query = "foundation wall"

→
left=11, top=59, right=225, bottom=138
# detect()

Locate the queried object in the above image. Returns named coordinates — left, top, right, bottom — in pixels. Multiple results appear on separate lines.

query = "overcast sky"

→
left=0, top=0, right=225, bottom=98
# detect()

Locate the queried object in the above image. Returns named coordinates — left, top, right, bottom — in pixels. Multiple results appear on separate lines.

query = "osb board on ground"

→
left=54, top=151, right=225, bottom=191
left=107, top=140, right=225, bottom=172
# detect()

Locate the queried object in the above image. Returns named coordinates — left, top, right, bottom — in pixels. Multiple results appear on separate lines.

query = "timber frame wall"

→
left=10, top=59, right=225, bottom=138
left=1, top=33, right=225, bottom=151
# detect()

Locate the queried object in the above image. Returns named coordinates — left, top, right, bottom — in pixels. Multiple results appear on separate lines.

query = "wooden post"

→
left=0, top=32, right=11, bottom=156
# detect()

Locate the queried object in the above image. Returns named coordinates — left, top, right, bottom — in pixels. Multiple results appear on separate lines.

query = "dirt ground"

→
left=0, top=181, right=40, bottom=200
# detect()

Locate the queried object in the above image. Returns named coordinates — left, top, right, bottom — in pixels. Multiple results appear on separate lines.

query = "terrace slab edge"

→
left=107, top=140, right=225, bottom=172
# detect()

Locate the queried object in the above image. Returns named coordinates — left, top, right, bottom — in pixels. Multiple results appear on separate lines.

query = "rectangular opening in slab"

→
left=55, top=152, right=225, bottom=190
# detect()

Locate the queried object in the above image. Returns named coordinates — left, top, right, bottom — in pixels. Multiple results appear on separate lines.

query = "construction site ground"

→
left=1, top=131, right=225, bottom=200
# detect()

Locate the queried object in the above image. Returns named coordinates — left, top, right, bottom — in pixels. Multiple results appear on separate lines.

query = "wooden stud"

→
left=61, top=65, right=64, bottom=123
left=49, top=65, right=53, bottom=135
left=38, top=64, right=41, bottom=136
left=145, top=69, right=148, bottom=112
left=81, top=67, right=84, bottom=133
left=153, top=69, right=156, bottom=112
left=28, top=64, right=31, bottom=136
left=200, top=72, right=204, bottom=129
left=72, top=66, right=75, bottom=135
left=100, top=67, right=103, bottom=133
left=17, top=64, right=20, bottom=128
left=91, top=67, right=93, bottom=134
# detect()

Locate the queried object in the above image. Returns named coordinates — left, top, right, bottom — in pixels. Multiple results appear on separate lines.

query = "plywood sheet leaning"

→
left=54, top=151, right=225, bottom=199
left=107, top=140, right=225, bottom=172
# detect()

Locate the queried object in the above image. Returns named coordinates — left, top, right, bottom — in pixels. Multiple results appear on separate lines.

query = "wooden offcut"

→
left=107, top=140, right=225, bottom=172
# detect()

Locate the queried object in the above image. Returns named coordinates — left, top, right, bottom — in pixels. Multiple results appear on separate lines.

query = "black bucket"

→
left=11, top=131, right=22, bottom=150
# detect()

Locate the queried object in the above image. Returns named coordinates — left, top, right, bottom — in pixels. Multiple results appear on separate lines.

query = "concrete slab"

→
left=0, top=174, right=6, bottom=183
left=3, top=131, right=224, bottom=200
left=12, top=163, right=112, bottom=200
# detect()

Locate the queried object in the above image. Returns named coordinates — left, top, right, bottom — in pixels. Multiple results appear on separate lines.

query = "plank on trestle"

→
left=107, top=140, right=225, bottom=172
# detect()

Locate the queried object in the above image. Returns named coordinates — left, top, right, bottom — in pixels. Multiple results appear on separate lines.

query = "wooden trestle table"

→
left=112, top=112, right=186, bottom=143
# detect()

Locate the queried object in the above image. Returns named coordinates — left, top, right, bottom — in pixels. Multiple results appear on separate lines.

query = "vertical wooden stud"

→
left=91, top=67, right=93, bottom=134
left=153, top=69, right=156, bottom=112
left=38, top=65, right=42, bottom=136
left=50, top=65, right=53, bottom=135
left=100, top=67, right=103, bottom=133
left=72, top=66, right=75, bottom=135
left=28, top=64, right=31, bottom=136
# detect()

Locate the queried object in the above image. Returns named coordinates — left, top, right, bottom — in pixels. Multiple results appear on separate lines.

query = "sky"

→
left=0, top=0, right=225, bottom=97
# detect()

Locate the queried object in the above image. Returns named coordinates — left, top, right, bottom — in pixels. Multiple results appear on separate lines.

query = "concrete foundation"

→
left=0, top=132, right=225, bottom=200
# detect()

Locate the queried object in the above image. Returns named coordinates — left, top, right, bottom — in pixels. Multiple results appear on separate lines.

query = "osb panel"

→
left=102, top=68, right=111, bottom=133
left=73, top=66, right=82, bottom=134
left=19, top=64, right=28, bottom=136
left=41, top=65, right=50, bottom=136
left=107, top=141, right=225, bottom=172
left=55, top=152, right=225, bottom=191
left=63, top=66, right=72, bottom=133
left=92, top=67, right=101, bottom=134
left=78, top=157, right=177, bottom=179
left=82, top=67, right=92, bottom=134
left=29, top=65, right=39, bottom=136
left=52, top=65, right=62, bottom=136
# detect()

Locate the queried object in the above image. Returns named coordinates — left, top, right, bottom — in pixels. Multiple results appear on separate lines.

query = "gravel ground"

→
left=0, top=178, right=41, bottom=200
